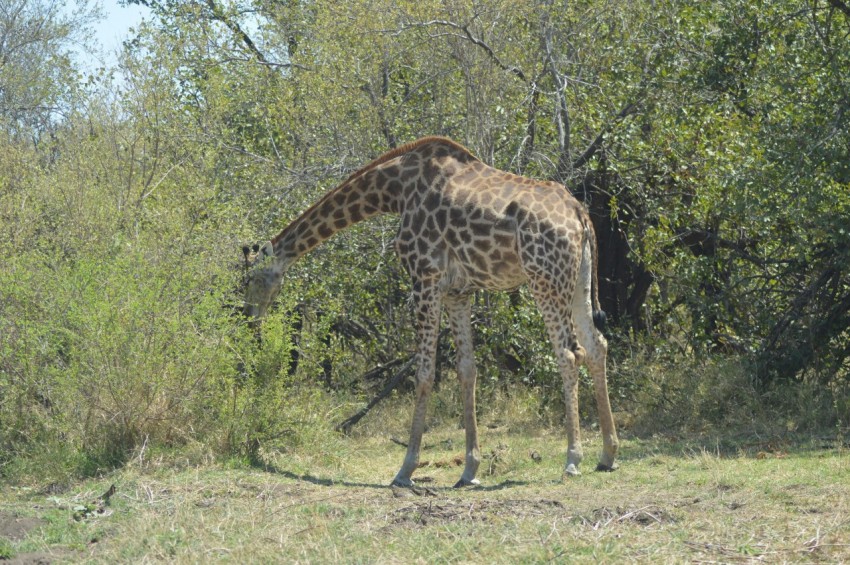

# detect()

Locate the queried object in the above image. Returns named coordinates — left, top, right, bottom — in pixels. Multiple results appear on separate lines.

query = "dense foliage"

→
left=1, top=0, right=847, bottom=477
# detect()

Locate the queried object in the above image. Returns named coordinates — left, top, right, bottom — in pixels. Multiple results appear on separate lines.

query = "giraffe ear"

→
left=243, top=241, right=274, bottom=268
left=259, top=241, right=274, bottom=258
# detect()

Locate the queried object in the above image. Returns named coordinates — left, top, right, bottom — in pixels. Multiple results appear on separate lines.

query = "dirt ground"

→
left=0, top=512, right=53, bottom=564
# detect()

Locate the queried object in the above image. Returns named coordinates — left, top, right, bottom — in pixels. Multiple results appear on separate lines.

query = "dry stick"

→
left=336, top=327, right=451, bottom=433
left=335, top=356, right=417, bottom=435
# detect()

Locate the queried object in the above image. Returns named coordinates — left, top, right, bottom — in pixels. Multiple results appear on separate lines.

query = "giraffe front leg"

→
left=392, top=372, right=435, bottom=487
left=445, top=296, right=480, bottom=488
left=454, top=358, right=481, bottom=488
left=392, top=283, right=441, bottom=488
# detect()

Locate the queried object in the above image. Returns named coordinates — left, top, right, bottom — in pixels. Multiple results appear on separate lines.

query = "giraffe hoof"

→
left=453, top=478, right=480, bottom=488
left=391, top=477, right=414, bottom=488
left=563, top=464, right=581, bottom=478
left=596, top=462, right=619, bottom=472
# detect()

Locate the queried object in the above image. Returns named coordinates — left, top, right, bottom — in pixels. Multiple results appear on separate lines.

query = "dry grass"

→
left=1, top=393, right=849, bottom=563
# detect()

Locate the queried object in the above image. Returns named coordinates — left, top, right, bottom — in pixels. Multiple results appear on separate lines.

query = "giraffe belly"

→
left=470, top=255, right=527, bottom=291
left=435, top=213, right=528, bottom=292
left=442, top=247, right=527, bottom=293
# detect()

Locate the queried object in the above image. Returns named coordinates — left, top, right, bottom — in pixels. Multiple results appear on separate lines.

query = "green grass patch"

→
left=1, top=416, right=847, bottom=563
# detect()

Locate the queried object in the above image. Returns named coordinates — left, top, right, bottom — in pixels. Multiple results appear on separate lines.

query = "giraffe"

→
left=242, top=136, right=619, bottom=487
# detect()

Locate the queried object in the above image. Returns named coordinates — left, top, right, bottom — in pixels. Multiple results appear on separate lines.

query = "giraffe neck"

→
left=269, top=162, right=401, bottom=267
left=266, top=137, right=479, bottom=270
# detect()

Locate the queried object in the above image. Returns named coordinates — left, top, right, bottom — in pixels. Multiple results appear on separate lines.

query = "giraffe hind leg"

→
left=573, top=241, right=619, bottom=472
left=527, top=277, right=585, bottom=478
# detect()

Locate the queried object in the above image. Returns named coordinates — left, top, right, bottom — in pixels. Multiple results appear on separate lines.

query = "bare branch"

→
left=203, top=0, right=272, bottom=66
left=395, top=19, right=527, bottom=82
left=570, top=100, right=641, bottom=172
left=215, top=56, right=310, bottom=71
left=828, top=0, right=850, bottom=18
left=335, top=355, right=416, bottom=434
left=540, top=9, right=571, bottom=174
left=566, top=44, right=662, bottom=177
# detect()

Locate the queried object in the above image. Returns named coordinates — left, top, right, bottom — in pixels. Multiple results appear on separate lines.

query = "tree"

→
left=0, top=0, right=100, bottom=138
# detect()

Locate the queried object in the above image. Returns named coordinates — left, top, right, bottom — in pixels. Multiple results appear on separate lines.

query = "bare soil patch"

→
left=577, top=504, right=677, bottom=527
left=2, top=552, right=56, bottom=565
left=387, top=496, right=677, bottom=531
left=388, top=498, right=568, bottom=527
left=0, top=512, right=44, bottom=542
left=0, top=512, right=54, bottom=565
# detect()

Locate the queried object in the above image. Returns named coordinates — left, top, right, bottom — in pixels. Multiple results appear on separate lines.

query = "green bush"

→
left=2, top=244, right=225, bottom=469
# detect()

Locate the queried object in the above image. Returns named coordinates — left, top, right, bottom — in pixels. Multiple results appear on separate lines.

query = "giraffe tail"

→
left=584, top=212, right=607, bottom=332
left=593, top=305, right=608, bottom=332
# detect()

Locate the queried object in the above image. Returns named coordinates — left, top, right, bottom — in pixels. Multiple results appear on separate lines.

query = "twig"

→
left=137, top=434, right=149, bottom=467
left=138, top=161, right=183, bottom=203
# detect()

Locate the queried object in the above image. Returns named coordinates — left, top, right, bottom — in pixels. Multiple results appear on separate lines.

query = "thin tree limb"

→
left=203, top=0, right=270, bottom=65
left=395, top=19, right=527, bottom=82
left=540, top=7, right=570, bottom=167
left=827, top=0, right=850, bottom=18
left=569, top=100, right=641, bottom=172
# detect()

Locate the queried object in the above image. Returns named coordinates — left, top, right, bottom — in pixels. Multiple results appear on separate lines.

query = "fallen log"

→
left=335, top=355, right=417, bottom=435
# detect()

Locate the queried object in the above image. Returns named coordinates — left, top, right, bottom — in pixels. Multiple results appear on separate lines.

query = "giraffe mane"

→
left=340, top=136, right=478, bottom=186
left=270, top=137, right=479, bottom=246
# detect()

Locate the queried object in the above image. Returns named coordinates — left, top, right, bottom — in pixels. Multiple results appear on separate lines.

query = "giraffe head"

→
left=241, top=241, right=281, bottom=324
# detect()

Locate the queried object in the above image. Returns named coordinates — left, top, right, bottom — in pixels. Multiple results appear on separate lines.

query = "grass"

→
left=1, top=391, right=848, bottom=564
